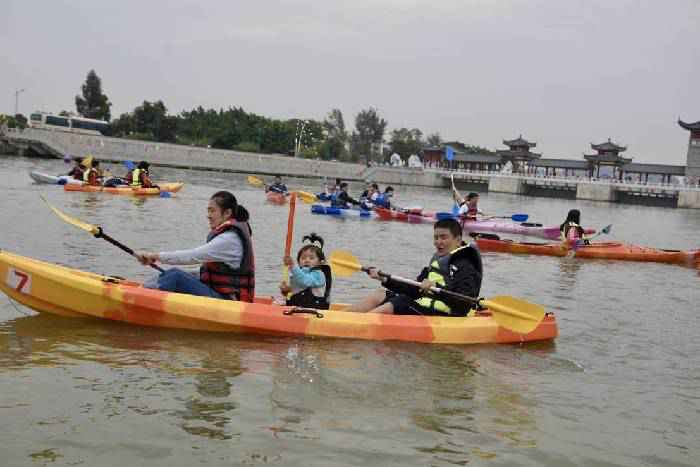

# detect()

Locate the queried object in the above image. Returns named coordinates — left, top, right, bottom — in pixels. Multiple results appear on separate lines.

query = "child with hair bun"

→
left=279, top=233, right=332, bottom=309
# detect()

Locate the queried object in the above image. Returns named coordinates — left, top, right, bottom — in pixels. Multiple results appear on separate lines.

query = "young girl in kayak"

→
left=560, top=209, right=590, bottom=245
left=346, top=218, right=482, bottom=316
left=457, top=192, right=484, bottom=220
left=278, top=233, right=332, bottom=309
left=135, top=191, right=255, bottom=301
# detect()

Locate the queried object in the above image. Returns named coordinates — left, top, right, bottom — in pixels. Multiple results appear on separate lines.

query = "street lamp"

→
left=294, top=120, right=308, bottom=157
left=14, top=88, right=26, bottom=116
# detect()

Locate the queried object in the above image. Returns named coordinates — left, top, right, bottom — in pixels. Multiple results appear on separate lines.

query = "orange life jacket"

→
left=199, top=219, right=255, bottom=302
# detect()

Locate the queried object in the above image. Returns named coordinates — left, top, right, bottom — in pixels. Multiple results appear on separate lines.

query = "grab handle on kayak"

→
left=284, top=308, right=325, bottom=318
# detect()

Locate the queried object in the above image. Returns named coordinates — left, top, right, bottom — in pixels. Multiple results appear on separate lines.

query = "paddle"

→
left=483, top=214, right=529, bottom=222
left=574, top=224, right=612, bottom=247
left=283, top=193, right=298, bottom=289
left=329, top=250, right=546, bottom=334
left=436, top=213, right=529, bottom=222
left=247, top=175, right=317, bottom=204
left=41, top=196, right=165, bottom=273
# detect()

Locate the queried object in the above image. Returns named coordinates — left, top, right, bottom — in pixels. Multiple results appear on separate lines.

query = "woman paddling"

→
left=135, top=191, right=255, bottom=301
left=560, top=209, right=590, bottom=245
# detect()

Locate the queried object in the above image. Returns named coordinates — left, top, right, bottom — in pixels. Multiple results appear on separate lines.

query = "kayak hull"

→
left=474, top=237, right=700, bottom=266
left=0, top=251, right=557, bottom=344
left=29, top=170, right=81, bottom=185
left=462, top=219, right=596, bottom=240
left=376, top=208, right=595, bottom=239
left=311, top=204, right=375, bottom=218
left=63, top=182, right=184, bottom=196
left=375, top=207, right=433, bottom=224
left=266, top=191, right=288, bottom=204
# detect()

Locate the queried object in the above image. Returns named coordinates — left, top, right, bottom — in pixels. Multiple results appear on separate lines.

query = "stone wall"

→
left=576, top=183, right=616, bottom=202
left=488, top=176, right=524, bottom=194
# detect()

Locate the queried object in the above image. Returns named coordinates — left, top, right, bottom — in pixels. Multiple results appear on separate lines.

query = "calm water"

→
left=1, top=156, right=699, bottom=466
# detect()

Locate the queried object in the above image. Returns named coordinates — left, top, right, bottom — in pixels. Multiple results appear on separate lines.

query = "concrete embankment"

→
left=4, top=128, right=700, bottom=208
left=1, top=127, right=448, bottom=188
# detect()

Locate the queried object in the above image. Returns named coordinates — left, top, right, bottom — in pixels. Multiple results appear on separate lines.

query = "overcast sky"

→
left=2, top=0, right=698, bottom=163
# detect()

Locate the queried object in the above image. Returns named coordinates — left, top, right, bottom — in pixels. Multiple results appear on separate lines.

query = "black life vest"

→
left=199, top=219, right=255, bottom=302
left=286, top=264, right=332, bottom=310
left=415, top=242, right=482, bottom=315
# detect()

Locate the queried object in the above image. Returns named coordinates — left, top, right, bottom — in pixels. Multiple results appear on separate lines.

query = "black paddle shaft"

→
left=362, top=267, right=480, bottom=306
left=94, top=227, right=165, bottom=273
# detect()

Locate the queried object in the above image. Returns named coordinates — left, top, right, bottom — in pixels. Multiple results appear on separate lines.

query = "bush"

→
left=233, top=141, right=260, bottom=153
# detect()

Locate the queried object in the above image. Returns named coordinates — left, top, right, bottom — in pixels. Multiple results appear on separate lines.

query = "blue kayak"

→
left=310, top=204, right=375, bottom=218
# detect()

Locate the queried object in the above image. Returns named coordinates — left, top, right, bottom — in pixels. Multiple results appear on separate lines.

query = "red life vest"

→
left=199, top=219, right=255, bottom=302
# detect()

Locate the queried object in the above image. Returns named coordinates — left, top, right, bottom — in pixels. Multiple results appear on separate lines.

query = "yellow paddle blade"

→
left=294, top=190, right=317, bottom=204
left=40, top=196, right=100, bottom=235
left=81, top=155, right=93, bottom=168
left=329, top=250, right=363, bottom=277
left=481, top=295, right=546, bottom=335
left=247, top=175, right=264, bottom=187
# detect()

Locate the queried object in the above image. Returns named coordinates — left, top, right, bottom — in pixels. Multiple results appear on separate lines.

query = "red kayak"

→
left=375, top=207, right=435, bottom=224
left=472, top=234, right=700, bottom=267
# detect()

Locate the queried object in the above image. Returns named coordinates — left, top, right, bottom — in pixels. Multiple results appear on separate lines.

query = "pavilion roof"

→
left=584, top=153, right=632, bottom=164
left=497, top=149, right=541, bottom=160
left=678, top=119, right=700, bottom=131
left=591, top=139, right=626, bottom=152
left=621, top=163, right=686, bottom=176
left=453, top=153, right=503, bottom=163
left=531, top=158, right=588, bottom=169
left=503, top=135, right=536, bottom=148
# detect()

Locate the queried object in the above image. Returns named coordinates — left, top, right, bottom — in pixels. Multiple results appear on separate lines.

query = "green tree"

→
left=426, top=132, right=442, bottom=148
left=389, top=128, right=423, bottom=159
left=321, top=108, right=348, bottom=160
left=352, top=107, right=387, bottom=165
left=75, top=70, right=112, bottom=121
left=133, top=100, right=176, bottom=143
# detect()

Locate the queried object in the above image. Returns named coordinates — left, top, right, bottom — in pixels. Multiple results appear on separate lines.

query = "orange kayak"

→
left=472, top=235, right=700, bottom=266
left=64, top=182, right=184, bottom=196
left=0, top=250, right=557, bottom=345
left=266, top=191, right=288, bottom=204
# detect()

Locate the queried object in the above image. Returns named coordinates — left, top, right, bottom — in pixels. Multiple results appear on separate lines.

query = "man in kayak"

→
left=130, top=161, right=155, bottom=188
left=65, top=157, right=84, bottom=180
left=266, top=176, right=289, bottom=195
left=135, top=191, right=255, bottom=301
left=373, top=186, right=394, bottom=209
left=346, top=218, right=482, bottom=316
left=331, top=182, right=361, bottom=208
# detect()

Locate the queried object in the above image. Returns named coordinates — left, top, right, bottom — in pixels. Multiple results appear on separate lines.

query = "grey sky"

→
left=2, top=0, right=698, bottom=163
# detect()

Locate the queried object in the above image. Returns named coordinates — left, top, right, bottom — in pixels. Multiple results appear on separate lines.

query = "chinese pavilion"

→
left=496, top=135, right=541, bottom=173
left=583, top=139, right=632, bottom=180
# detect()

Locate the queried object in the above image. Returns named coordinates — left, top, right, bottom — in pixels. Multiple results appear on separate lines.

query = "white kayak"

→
left=29, top=170, right=81, bottom=185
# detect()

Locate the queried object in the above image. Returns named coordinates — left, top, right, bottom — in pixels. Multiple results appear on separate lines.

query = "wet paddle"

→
left=573, top=224, right=613, bottom=248
left=284, top=192, right=297, bottom=277
left=436, top=212, right=529, bottom=222
left=329, top=250, right=546, bottom=334
left=41, top=196, right=165, bottom=273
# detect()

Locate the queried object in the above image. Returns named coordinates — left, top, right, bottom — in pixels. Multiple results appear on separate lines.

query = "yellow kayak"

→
left=0, top=250, right=558, bottom=344
left=64, top=182, right=184, bottom=196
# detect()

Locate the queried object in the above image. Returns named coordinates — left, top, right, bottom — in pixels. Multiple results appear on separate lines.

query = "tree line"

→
left=5, top=70, right=492, bottom=163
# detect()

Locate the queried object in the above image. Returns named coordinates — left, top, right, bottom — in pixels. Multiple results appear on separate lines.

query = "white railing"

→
left=429, top=168, right=700, bottom=192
